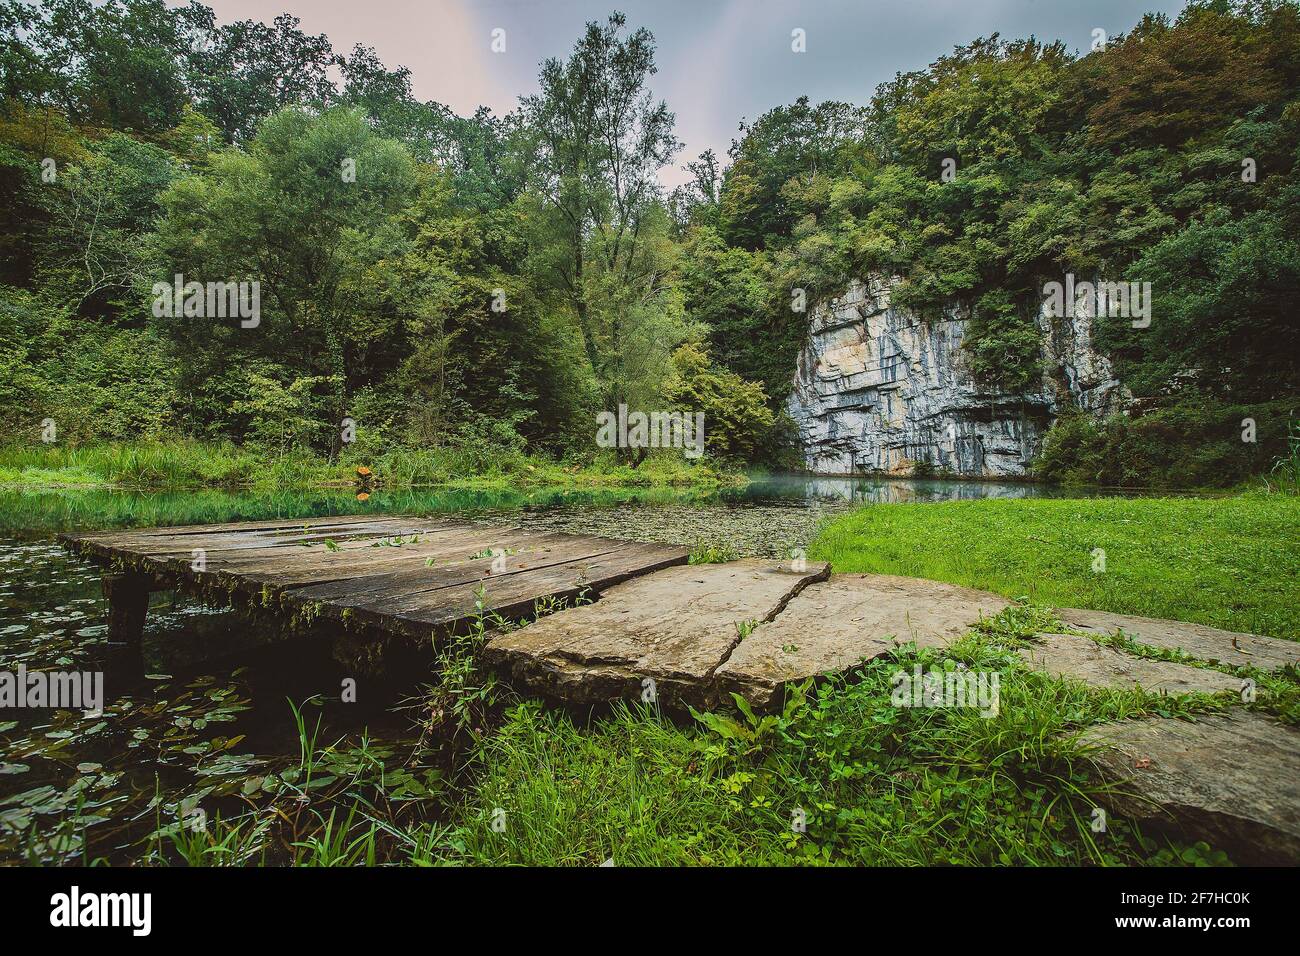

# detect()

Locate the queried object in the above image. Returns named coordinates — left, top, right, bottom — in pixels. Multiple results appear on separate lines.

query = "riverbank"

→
left=3, top=487, right=1295, bottom=866
left=0, top=441, right=742, bottom=491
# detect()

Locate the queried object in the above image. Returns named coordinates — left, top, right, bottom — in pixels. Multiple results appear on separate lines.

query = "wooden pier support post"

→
left=102, top=572, right=153, bottom=667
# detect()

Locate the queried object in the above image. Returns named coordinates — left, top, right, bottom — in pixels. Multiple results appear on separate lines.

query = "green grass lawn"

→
left=808, top=493, right=1300, bottom=641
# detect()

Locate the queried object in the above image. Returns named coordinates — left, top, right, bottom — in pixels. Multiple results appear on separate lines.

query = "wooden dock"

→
left=59, top=515, right=688, bottom=655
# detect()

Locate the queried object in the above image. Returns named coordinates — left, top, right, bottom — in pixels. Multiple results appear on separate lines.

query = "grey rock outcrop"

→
left=786, top=278, right=1126, bottom=477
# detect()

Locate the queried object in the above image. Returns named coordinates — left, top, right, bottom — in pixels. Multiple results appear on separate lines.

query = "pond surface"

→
left=0, top=473, right=1119, bottom=863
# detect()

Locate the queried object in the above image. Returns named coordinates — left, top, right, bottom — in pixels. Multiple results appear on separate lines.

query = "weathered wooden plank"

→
left=206, top=520, right=505, bottom=561
left=282, top=531, right=641, bottom=603
left=59, top=518, right=473, bottom=584
left=391, top=542, right=690, bottom=629
left=238, top=526, right=536, bottom=587
left=59, top=516, right=691, bottom=650
left=284, top=541, right=690, bottom=638
left=80, top=518, right=457, bottom=555
left=63, top=513, right=383, bottom=543
left=175, top=531, right=523, bottom=596
left=171, top=523, right=539, bottom=590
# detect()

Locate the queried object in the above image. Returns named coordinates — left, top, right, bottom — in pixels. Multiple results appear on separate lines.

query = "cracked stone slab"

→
left=1057, top=608, right=1299, bottom=671
left=1080, top=711, right=1300, bottom=865
left=482, top=559, right=830, bottom=708
left=715, top=574, right=1010, bottom=709
left=1020, top=632, right=1242, bottom=696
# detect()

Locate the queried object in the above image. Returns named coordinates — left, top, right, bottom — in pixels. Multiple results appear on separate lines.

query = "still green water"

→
left=0, top=474, right=1106, bottom=863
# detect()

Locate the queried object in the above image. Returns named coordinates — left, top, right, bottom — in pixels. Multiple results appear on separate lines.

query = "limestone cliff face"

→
left=786, top=278, right=1125, bottom=477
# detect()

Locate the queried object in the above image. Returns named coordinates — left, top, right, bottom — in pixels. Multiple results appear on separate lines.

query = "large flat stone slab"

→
left=1020, top=632, right=1243, bottom=696
left=1080, top=712, right=1300, bottom=865
left=715, top=574, right=1010, bottom=709
left=482, top=559, right=830, bottom=708
left=1058, top=608, right=1299, bottom=671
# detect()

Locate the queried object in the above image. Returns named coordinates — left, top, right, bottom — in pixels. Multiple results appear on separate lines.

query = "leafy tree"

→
left=889, top=36, right=1070, bottom=168
left=337, top=45, right=522, bottom=210
left=719, top=96, right=868, bottom=249
left=0, top=0, right=204, bottom=132
left=1098, top=207, right=1300, bottom=402
left=963, top=289, right=1042, bottom=393
left=154, top=107, right=417, bottom=454
left=158, top=104, right=221, bottom=169
left=0, top=285, right=48, bottom=430
left=669, top=148, right=722, bottom=228
left=1078, top=5, right=1290, bottom=149
left=0, top=100, right=89, bottom=285
left=186, top=12, right=338, bottom=142
left=38, top=132, right=174, bottom=312
left=389, top=170, right=586, bottom=449
left=664, top=342, right=775, bottom=461
left=678, top=225, right=788, bottom=395
left=519, top=11, right=681, bottom=409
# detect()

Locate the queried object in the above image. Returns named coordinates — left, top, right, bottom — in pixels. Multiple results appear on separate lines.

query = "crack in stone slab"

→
left=715, top=574, right=1011, bottom=709
left=482, top=559, right=831, bottom=708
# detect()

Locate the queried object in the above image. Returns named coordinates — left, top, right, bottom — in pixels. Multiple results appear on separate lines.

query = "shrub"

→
left=664, top=343, right=775, bottom=463
left=1035, top=399, right=1291, bottom=488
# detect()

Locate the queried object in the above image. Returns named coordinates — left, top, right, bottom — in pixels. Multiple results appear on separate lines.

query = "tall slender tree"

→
left=519, top=11, right=681, bottom=413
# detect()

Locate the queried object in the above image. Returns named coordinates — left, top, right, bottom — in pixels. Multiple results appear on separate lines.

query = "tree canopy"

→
left=1, top=0, right=1297, bottom=474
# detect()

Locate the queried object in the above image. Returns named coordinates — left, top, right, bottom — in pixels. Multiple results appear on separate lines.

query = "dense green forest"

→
left=2, top=0, right=1298, bottom=485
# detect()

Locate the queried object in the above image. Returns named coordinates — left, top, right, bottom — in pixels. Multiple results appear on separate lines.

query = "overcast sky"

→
left=193, top=0, right=1190, bottom=186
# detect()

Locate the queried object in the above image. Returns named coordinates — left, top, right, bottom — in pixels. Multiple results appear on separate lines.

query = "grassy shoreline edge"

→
left=0, top=440, right=746, bottom=491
